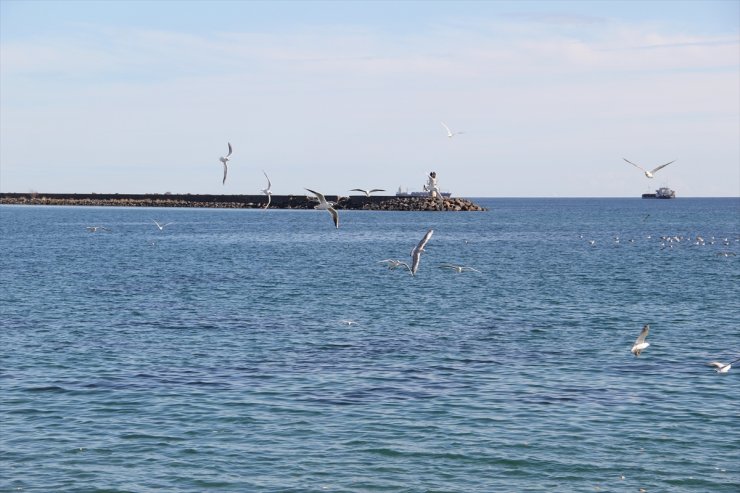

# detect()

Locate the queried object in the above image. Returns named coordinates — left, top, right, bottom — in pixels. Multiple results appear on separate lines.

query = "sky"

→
left=1, top=0, right=738, bottom=197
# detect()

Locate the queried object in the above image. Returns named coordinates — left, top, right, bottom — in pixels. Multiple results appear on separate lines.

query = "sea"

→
left=1, top=197, right=738, bottom=493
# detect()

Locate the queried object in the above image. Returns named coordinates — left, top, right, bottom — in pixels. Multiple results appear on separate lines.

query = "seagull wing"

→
left=328, top=206, right=339, bottom=229
left=411, top=249, right=422, bottom=275
left=305, top=188, right=326, bottom=204
left=623, top=158, right=647, bottom=172
left=634, top=324, right=649, bottom=345
left=265, top=194, right=271, bottom=209
left=649, top=160, right=675, bottom=174
left=222, top=162, right=228, bottom=184
left=153, top=220, right=162, bottom=229
left=350, top=188, right=368, bottom=195
left=226, top=142, right=233, bottom=158
left=416, top=228, right=434, bottom=252
left=369, top=189, right=386, bottom=194
left=263, top=171, right=271, bottom=191
left=440, top=121, right=452, bottom=135
left=708, top=361, right=726, bottom=369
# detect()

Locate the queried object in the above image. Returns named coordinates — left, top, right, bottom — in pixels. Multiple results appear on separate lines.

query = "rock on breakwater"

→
left=0, top=193, right=487, bottom=211
left=362, top=196, right=486, bottom=212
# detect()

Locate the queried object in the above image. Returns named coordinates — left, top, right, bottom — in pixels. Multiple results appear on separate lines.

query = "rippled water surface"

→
left=1, top=198, right=739, bottom=492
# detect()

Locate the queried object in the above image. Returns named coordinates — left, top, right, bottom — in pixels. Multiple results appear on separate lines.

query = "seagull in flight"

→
left=708, top=358, right=740, bottom=373
left=441, top=121, right=464, bottom=138
left=152, top=220, right=173, bottom=231
left=438, top=264, right=481, bottom=273
left=630, top=324, right=651, bottom=357
left=219, top=142, right=233, bottom=184
left=623, top=158, right=675, bottom=179
left=262, top=171, right=272, bottom=209
left=86, top=226, right=109, bottom=232
left=378, top=259, right=412, bottom=272
left=350, top=188, right=385, bottom=197
left=305, top=188, right=339, bottom=229
left=410, top=228, right=434, bottom=276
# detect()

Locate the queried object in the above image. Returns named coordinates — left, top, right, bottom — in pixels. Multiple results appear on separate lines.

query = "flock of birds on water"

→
left=82, top=123, right=737, bottom=374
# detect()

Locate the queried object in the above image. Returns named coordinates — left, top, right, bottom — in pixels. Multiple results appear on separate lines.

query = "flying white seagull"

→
left=378, top=259, right=412, bottom=272
left=623, top=158, right=675, bottom=179
left=262, top=171, right=272, bottom=209
left=410, top=229, right=434, bottom=276
left=305, top=188, right=339, bottom=229
left=441, top=121, right=464, bottom=138
left=438, top=264, right=481, bottom=273
left=630, top=324, right=651, bottom=357
left=350, top=188, right=385, bottom=197
left=707, top=357, right=740, bottom=373
left=152, top=220, right=173, bottom=231
left=86, top=226, right=109, bottom=232
left=219, top=142, right=233, bottom=184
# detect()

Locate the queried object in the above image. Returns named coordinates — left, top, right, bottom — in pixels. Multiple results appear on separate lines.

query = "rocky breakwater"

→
left=0, top=193, right=487, bottom=211
left=361, top=196, right=486, bottom=212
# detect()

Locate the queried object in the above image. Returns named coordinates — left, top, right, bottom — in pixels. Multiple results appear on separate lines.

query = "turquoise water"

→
left=1, top=198, right=739, bottom=492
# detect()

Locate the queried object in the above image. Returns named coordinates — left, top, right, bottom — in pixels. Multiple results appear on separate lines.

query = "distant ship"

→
left=642, top=187, right=676, bottom=199
left=396, top=186, right=452, bottom=198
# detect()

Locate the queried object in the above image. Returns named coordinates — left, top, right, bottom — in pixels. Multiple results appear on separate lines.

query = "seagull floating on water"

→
left=152, top=220, right=173, bottom=231
left=262, top=171, right=272, bottom=209
left=350, top=188, right=385, bottom=197
left=708, top=358, right=740, bottom=373
left=305, top=188, right=339, bottom=229
left=438, top=264, right=481, bottom=273
left=623, top=158, right=674, bottom=179
left=86, top=226, right=109, bottom=232
left=441, top=121, right=464, bottom=138
left=630, top=324, right=651, bottom=357
left=411, top=229, right=434, bottom=276
left=219, top=142, right=233, bottom=184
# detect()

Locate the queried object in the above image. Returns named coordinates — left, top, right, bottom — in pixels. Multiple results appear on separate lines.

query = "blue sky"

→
left=1, top=0, right=738, bottom=197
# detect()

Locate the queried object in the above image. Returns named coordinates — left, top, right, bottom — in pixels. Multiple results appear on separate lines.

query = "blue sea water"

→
left=1, top=198, right=739, bottom=493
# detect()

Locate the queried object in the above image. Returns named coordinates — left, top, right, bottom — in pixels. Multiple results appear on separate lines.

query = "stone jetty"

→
left=0, top=193, right=486, bottom=211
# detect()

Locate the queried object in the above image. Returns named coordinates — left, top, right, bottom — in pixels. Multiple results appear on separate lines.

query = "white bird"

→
left=708, top=358, right=740, bottom=373
left=410, top=229, right=434, bottom=276
left=441, top=121, right=464, bottom=138
left=219, top=142, right=233, bottom=184
left=623, top=158, right=675, bottom=179
left=350, top=188, right=385, bottom=197
left=716, top=252, right=737, bottom=257
left=86, top=226, right=109, bottom=232
left=438, top=264, right=481, bottom=273
left=630, top=324, right=651, bottom=357
left=152, top=220, right=173, bottom=231
left=378, top=259, right=412, bottom=272
left=340, top=319, right=358, bottom=326
left=305, top=188, right=339, bottom=229
left=262, top=171, right=272, bottom=209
